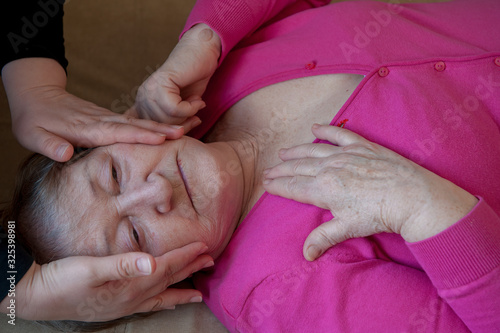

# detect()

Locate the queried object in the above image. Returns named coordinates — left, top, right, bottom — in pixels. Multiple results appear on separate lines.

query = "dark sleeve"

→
left=0, top=0, right=68, bottom=73
left=0, top=225, right=33, bottom=301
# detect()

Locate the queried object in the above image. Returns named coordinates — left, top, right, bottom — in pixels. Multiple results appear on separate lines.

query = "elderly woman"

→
left=3, top=0, right=500, bottom=332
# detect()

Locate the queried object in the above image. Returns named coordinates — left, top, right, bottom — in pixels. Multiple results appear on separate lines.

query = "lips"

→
left=177, top=159, right=194, bottom=206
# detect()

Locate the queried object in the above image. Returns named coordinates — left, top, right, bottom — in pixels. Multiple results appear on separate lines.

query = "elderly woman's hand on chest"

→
left=263, top=124, right=478, bottom=261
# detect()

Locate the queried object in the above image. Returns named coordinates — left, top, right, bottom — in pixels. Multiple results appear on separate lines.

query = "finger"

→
left=135, top=288, right=203, bottom=313
left=26, top=128, right=74, bottom=162
left=302, top=218, right=351, bottom=261
left=116, top=252, right=212, bottom=308
left=103, top=115, right=187, bottom=137
left=263, top=175, right=328, bottom=210
left=264, top=158, right=323, bottom=179
left=89, top=252, right=157, bottom=285
left=155, top=90, right=205, bottom=120
left=303, top=218, right=378, bottom=261
left=278, top=143, right=340, bottom=161
left=311, top=124, right=368, bottom=147
left=179, top=116, right=202, bottom=134
left=161, top=253, right=214, bottom=288
left=155, top=242, right=212, bottom=283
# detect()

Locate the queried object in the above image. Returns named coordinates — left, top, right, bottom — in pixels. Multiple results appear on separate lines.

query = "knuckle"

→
left=315, top=227, right=336, bottom=247
left=162, top=268, right=176, bottom=287
left=115, top=257, right=135, bottom=278
left=292, top=159, right=305, bottom=174
left=285, top=176, right=299, bottom=193
left=328, top=153, right=350, bottom=168
left=149, top=297, right=164, bottom=312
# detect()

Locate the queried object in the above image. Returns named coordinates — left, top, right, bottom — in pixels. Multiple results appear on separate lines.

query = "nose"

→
left=119, top=172, right=173, bottom=214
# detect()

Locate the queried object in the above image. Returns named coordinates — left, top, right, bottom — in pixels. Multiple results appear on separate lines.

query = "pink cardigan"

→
left=183, top=0, right=500, bottom=332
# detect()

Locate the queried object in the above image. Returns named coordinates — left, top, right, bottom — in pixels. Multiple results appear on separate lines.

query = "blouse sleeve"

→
left=0, top=0, right=68, bottom=73
left=407, top=197, right=500, bottom=332
left=180, top=0, right=331, bottom=63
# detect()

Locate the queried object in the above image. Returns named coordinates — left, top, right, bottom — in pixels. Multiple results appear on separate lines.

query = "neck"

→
left=224, top=134, right=261, bottom=225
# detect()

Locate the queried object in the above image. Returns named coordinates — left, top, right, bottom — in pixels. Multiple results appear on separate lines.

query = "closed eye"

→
left=112, top=166, right=118, bottom=183
left=132, top=228, right=140, bottom=245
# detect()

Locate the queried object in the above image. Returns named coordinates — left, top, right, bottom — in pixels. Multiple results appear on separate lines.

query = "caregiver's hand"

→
left=1, top=242, right=213, bottom=321
left=128, top=23, right=221, bottom=124
left=2, top=58, right=197, bottom=163
left=263, top=124, right=478, bottom=261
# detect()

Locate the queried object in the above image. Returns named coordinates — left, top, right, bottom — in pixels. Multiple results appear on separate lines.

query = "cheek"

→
left=149, top=218, right=203, bottom=256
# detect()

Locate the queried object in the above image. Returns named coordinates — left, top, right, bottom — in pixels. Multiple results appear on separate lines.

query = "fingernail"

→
left=57, top=144, right=70, bottom=159
left=312, top=123, right=320, bottom=129
left=306, top=245, right=323, bottom=261
left=166, top=306, right=176, bottom=310
left=156, top=133, right=167, bottom=136
left=193, top=118, right=202, bottom=126
left=136, top=257, right=152, bottom=274
left=189, top=296, right=203, bottom=303
left=278, top=148, right=287, bottom=155
left=203, top=261, right=214, bottom=269
left=170, top=125, right=183, bottom=130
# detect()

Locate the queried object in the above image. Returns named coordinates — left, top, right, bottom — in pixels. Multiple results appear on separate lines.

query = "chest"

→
left=209, top=73, right=364, bottom=153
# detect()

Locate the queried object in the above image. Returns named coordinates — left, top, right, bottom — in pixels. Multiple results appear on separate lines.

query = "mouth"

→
left=177, top=158, right=194, bottom=206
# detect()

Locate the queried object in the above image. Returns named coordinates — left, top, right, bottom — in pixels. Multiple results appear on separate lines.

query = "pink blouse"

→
left=182, top=0, right=500, bottom=331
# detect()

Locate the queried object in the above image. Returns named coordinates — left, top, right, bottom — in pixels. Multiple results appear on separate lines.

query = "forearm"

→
left=2, top=58, right=67, bottom=94
left=2, top=58, right=67, bottom=119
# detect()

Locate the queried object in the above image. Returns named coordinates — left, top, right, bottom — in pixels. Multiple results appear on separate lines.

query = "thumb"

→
left=90, top=253, right=157, bottom=284
left=28, top=128, right=74, bottom=162
left=303, top=218, right=352, bottom=261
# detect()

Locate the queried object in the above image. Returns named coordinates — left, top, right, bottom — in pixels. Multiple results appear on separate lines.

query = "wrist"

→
left=401, top=177, right=478, bottom=242
left=2, top=58, right=67, bottom=113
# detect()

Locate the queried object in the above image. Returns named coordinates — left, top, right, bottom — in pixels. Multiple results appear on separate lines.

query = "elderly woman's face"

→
left=59, top=137, right=244, bottom=259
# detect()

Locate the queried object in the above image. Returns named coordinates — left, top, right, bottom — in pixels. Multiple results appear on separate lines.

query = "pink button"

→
left=305, top=62, right=316, bottom=70
left=434, top=61, right=446, bottom=72
left=495, top=57, right=500, bottom=67
left=378, top=67, right=389, bottom=77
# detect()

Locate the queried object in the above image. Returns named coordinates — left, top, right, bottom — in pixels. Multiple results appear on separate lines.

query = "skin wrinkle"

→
left=52, top=137, right=251, bottom=260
